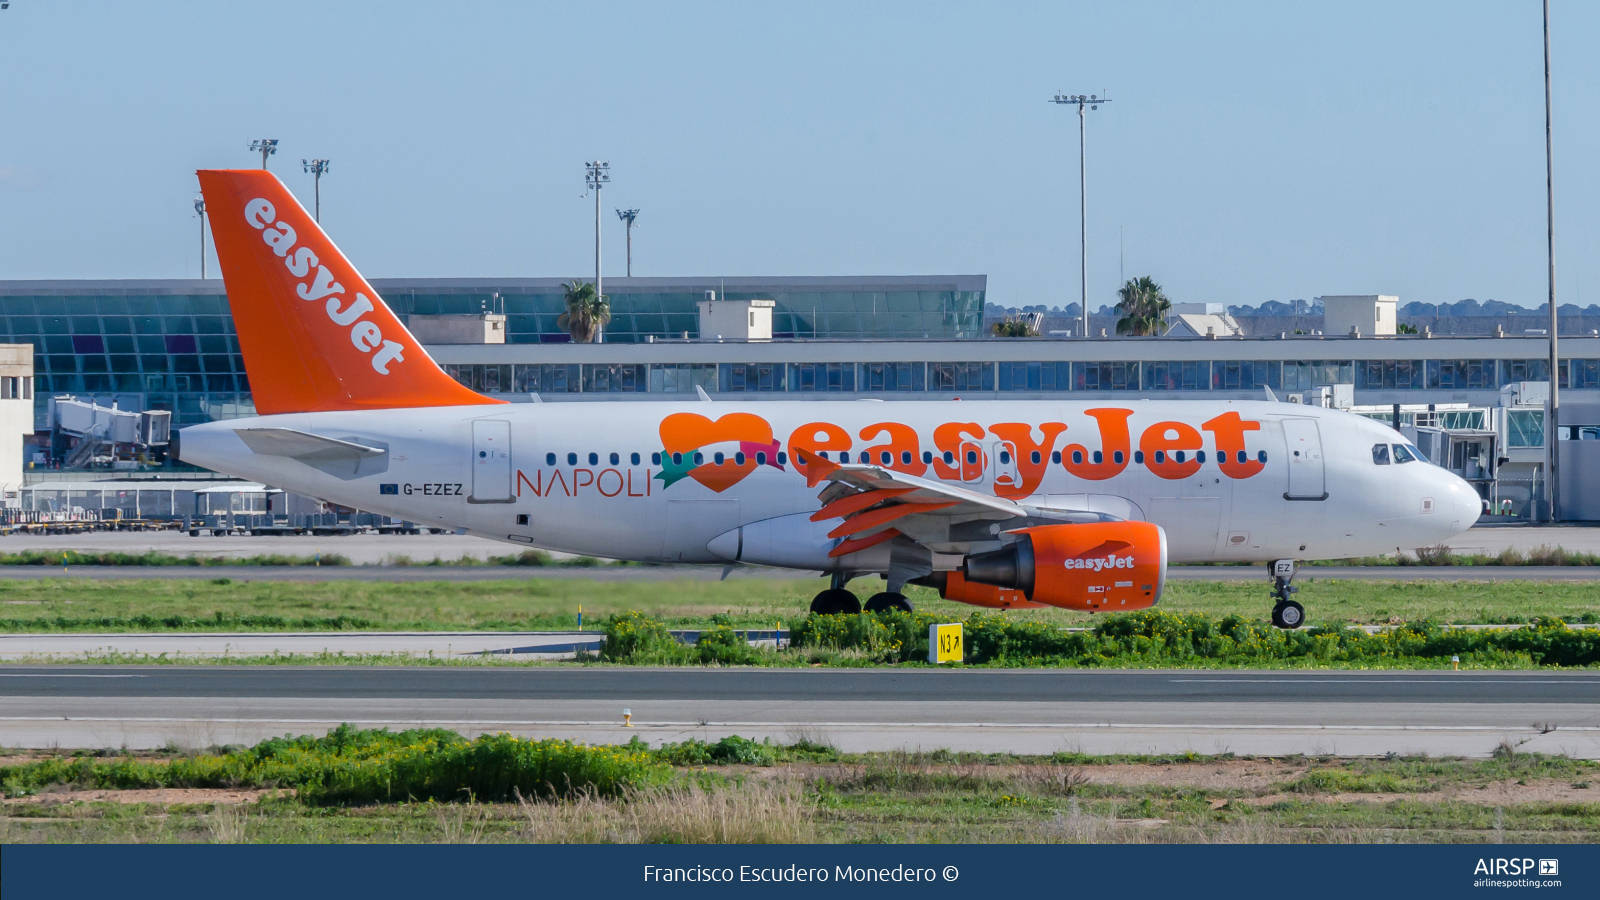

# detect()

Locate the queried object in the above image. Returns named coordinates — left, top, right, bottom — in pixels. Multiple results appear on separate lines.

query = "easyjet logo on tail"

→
left=242, top=198, right=406, bottom=375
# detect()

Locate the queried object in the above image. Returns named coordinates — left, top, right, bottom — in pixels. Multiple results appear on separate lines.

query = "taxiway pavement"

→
left=2, top=667, right=1595, bottom=757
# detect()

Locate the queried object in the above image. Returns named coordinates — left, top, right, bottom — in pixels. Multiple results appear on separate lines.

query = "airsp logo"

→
left=1473, top=858, right=1549, bottom=876
left=243, top=198, right=407, bottom=375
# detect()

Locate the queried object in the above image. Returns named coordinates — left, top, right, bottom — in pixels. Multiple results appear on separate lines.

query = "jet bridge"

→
left=48, top=397, right=170, bottom=470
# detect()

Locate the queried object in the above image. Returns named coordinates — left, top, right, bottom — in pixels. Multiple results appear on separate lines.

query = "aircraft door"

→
left=959, top=440, right=986, bottom=483
left=471, top=419, right=513, bottom=502
left=1282, top=418, right=1327, bottom=500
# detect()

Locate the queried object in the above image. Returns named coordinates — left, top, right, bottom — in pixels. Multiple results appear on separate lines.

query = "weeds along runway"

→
left=1, top=565, right=1598, bottom=581
left=1, top=667, right=1597, bottom=758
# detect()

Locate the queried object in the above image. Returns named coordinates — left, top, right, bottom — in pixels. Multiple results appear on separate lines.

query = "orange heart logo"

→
left=658, top=412, right=777, bottom=492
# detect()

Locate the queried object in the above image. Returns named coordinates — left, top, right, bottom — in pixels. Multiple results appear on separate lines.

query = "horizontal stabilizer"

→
left=236, top=428, right=385, bottom=462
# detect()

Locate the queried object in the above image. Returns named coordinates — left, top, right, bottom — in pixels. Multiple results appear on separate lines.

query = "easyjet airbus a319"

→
left=178, top=170, right=1481, bottom=628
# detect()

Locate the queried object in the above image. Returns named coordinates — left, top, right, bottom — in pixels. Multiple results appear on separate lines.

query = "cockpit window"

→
left=1392, top=443, right=1418, bottom=464
left=1371, top=443, right=1391, bottom=465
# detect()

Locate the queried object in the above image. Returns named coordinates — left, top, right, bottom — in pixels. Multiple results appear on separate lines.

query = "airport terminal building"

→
left=3, top=276, right=1599, bottom=519
left=0, top=276, right=986, bottom=429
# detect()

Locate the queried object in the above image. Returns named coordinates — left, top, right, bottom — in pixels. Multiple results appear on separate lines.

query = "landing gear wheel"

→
left=1267, top=559, right=1303, bottom=629
left=863, top=592, right=913, bottom=613
left=1271, top=600, right=1305, bottom=630
left=809, top=589, right=861, bottom=615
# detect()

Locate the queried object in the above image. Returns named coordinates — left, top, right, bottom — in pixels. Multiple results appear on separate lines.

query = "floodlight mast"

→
left=1050, top=92, right=1110, bottom=337
left=193, top=195, right=208, bottom=279
left=302, top=159, right=331, bottom=222
left=585, top=161, right=611, bottom=342
left=1542, top=0, right=1560, bottom=522
left=249, top=139, right=279, bottom=170
left=616, top=208, right=640, bottom=277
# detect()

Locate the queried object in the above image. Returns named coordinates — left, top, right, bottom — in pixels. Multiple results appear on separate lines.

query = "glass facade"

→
left=6, top=282, right=1599, bottom=435
left=1, top=277, right=982, bottom=427
left=438, top=358, right=1597, bottom=398
left=391, top=283, right=986, bottom=343
left=2, top=290, right=249, bottom=429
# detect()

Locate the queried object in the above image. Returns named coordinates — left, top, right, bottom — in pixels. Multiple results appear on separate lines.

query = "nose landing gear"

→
left=1269, top=559, right=1305, bottom=629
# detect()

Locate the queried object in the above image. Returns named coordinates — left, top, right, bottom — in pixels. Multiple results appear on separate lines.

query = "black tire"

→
left=863, top=591, right=913, bottom=613
left=809, top=589, right=861, bottom=615
left=1273, top=600, right=1305, bottom=630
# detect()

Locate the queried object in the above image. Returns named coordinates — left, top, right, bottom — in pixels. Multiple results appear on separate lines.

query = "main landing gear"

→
left=1269, top=559, right=1305, bottom=629
left=810, top=589, right=860, bottom=615
left=808, top=573, right=915, bottom=615
left=864, top=592, right=913, bottom=613
left=810, top=571, right=860, bottom=615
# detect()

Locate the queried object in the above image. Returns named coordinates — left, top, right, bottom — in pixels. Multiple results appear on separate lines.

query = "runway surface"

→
left=2, top=666, right=1596, bottom=757
left=0, top=632, right=606, bottom=661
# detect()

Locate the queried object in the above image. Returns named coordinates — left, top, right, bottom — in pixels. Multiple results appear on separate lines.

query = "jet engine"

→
left=961, top=521, right=1167, bottom=612
left=920, top=570, right=1048, bottom=610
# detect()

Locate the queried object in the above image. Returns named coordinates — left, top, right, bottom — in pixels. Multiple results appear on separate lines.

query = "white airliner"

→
left=178, top=170, right=1481, bottom=629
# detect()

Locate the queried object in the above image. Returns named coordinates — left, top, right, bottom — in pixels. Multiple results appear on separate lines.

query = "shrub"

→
left=695, top=625, right=759, bottom=665
left=491, top=549, right=553, bottom=566
left=601, top=611, right=687, bottom=663
left=0, top=725, right=669, bottom=803
left=792, top=610, right=929, bottom=662
left=790, top=609, right=1600, bottom=668
left=654, top=735, right=777, bottom=767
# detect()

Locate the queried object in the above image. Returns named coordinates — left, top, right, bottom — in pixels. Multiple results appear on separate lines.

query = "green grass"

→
left=0, top=575, right=1596, bottom=633
left=3, top=734, right=1597, bottom=844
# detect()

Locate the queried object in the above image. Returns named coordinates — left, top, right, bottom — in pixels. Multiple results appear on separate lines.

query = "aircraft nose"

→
left=1443, top=471, right=1481, bottom=533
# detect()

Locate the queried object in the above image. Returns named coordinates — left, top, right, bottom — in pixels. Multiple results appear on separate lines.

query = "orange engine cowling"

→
left=962, top=521, right=1167, bottom=612
left=925, top=570, right=1049, bottom=609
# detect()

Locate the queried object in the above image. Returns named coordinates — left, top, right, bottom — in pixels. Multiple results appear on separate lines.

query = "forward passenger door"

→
left=1282, top=419, right=1326, bottom=500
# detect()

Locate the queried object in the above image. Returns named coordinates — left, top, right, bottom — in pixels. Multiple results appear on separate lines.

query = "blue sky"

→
left=0, top=1, right=1595, bottom=312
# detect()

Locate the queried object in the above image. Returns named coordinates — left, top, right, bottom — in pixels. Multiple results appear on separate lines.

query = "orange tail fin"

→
left=197, top=169, right=502, bottom=414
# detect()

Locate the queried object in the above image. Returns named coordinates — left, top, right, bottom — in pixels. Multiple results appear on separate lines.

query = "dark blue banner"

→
left=4, top=844, right=1595, bottom=899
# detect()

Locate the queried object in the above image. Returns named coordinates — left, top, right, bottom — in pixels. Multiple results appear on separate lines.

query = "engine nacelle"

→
left=962, top=521, right=1167, bottom=612
left=922, top=570, right=1048, bottom=609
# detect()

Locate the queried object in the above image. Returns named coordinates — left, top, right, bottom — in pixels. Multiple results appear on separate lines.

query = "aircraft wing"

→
left=235, top=428, right=385, bottom=463
left=797, top=450, right=1028, bottom=557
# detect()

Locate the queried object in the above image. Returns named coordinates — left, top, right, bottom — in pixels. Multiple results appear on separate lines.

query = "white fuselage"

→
left=177, top=399, right=1480, bottom=568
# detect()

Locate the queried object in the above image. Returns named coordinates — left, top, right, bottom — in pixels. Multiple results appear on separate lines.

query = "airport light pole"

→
left=302, top=158, right=331, bottom=222
left=249, top=139, right=279, bottom=170
left=616, top=208, right=639, bottom=277
left=1050, top=92, right=1109, bottom=337
left=1542, top=0, right=1560, bottom=522
left=193, top=195, right=207, bottom=279
left=586, top=161, right=610, bottom=342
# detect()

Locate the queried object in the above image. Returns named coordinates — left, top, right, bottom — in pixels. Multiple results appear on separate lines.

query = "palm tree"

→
left=990, top=313, right=1040, bottom=338
left=1114, top=276, right=1171, bottom=337
left=556, top=280, right=610, bottom=343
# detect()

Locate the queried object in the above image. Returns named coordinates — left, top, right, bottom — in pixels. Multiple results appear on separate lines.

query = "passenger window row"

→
left=537, top=447, right=1270, bottom=470
left=543, top=451, right=791, bottom=467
